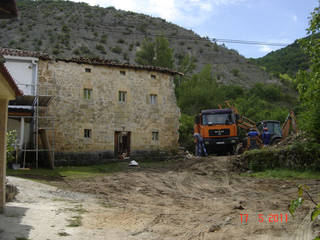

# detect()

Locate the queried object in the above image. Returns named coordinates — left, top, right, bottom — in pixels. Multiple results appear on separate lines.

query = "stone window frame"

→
left=150, top=94, right=158, bottom=105
left=119, top=91, right=127, bottom=103
left=84, top=129, right=92, bottom=138
left=83, top=88, right=92, bottom=100
left=152, top=131, right=159, bottom=141
left=120, top=70, right=126, bottom=76
left=85, top=68, right=91, bottom=73
left=151, top=74, right=156, bottom=79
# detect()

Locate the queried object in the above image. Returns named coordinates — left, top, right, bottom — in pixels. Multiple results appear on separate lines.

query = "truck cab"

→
left=199, top=109, right=239, bottom=154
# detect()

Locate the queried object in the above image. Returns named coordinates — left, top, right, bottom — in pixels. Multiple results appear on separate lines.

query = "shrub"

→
left=8, top=40, right=16, bottom=46
left=123, top=52, right=129, bottom=61
left=6, top=130, right=16, bottom=164
left=241, top=141, right=320, bottom=172
left=100, top=34, right=107, bottom=44
left=117, top=39, right=125, bottom=44
left=96, top=44, right=106, bottom=54
left=231, top=68, right=240, bottom=77
left=73, top=49, right=80, bottom=55
left=62, top=25, right=69, bottom=32
left=111, top=46, right=122, bottom=54
left=179, top=114, right=195, bottom=152
left=79, top=45, right=91, bottom=54
left=52, top=48, right=60, bottom=55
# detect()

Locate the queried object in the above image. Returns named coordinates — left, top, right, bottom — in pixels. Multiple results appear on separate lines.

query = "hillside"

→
left=0, top=0, right=281, bottom=87
left=252, top=38, right=312, bottom=78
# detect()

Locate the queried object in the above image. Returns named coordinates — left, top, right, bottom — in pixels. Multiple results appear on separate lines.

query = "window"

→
left=202, top=113, right=235, bottom=125
left=150, top=94, right=157, bottom=105
left=152, top=131, right=159, bottom=141
left=85, top=68, right=91, bottom=73
left=151, top=74, right=156, bottom=79
left=119, top=91, right=127, bottom=103
left=120, top=70, right=126, bottom=75
left=83, top=88, right=92, bottom=100
left=84, top=129, right=92, bottom=138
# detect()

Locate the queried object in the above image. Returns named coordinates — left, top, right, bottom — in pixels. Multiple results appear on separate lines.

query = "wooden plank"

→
left=38, top=129, right=54, bottom=169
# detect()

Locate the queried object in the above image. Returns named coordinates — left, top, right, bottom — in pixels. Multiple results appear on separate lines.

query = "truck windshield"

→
left=202, top=113, right=234, bottom=125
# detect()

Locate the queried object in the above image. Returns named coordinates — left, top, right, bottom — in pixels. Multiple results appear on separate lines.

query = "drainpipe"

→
left=32, top=59, right=38, bottom=95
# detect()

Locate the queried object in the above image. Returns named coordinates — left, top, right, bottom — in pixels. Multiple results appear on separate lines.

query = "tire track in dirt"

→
left=57, top=156, right=319, bottom=239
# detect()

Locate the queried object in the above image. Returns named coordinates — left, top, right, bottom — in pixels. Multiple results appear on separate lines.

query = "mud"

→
left=1, top=156, right=319, bottom=240
left=59, top=156, right=320, bottom=239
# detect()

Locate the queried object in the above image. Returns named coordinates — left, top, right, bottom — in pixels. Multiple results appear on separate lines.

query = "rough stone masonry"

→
left=38, top=59, right=181, bottom=165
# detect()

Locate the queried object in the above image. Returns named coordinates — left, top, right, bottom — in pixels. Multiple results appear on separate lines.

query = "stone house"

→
left=3, top=48, right=181, bottom=166
left=40, top=58, right=181, bottom=165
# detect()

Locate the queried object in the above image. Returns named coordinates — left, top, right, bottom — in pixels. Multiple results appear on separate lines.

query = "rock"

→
left=224, top=217, right=231, bottom=224
left=233, top=205, right=245, bottom=210
left=208, top=224, right=221, bottom=232
left=6, top=184, right=18, bottom=202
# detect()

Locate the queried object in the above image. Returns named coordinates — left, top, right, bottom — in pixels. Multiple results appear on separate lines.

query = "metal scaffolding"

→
left=8, top=82, right=55, bottom=168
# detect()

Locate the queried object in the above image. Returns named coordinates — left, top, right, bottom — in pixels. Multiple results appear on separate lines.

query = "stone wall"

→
left=38, top=60, right=180, bottom=162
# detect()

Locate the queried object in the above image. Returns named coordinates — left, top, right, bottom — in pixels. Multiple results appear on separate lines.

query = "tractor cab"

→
left=257, top=120, right=282, bottom=144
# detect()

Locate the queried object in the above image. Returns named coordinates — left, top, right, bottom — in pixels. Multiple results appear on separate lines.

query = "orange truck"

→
left=199, top=109, right=239, bottom=154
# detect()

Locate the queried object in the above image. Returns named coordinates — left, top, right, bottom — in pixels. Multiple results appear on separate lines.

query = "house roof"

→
left=0, top=48, right=183, bottom=76
left=0, top=56, right=23, bottom=96
left=0, top=0, right=18, bottom=19
left=0, top=48, right=50, bottom=59
left=55, top=58, right=184, bottom=76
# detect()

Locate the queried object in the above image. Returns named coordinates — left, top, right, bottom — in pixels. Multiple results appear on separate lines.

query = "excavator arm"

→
left=282, top=111, right=298, bottom=139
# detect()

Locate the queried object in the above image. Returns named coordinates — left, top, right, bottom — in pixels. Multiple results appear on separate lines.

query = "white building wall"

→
left=3, top=56, right=38, bottom=96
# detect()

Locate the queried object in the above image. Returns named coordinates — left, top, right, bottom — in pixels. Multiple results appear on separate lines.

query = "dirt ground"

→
left=1, top=156, right=319, bottom=240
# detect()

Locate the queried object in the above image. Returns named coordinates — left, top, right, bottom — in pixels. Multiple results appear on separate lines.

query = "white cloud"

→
left=292, top=15, right=298, bottom=22
left=258, top=38, right=292, bottom=54
left=259, top=45, right=273, bottom=53
left=72, top=0, right=247, bottom=27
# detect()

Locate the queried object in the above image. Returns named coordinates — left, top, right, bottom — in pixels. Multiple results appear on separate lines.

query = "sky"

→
left=73, top=0, right=319, bottom=58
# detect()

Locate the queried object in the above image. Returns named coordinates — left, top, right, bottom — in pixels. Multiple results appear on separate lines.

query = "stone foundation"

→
left=6, top=184, right=18, bottom=202
left=53, top=150, right=177, bottom=166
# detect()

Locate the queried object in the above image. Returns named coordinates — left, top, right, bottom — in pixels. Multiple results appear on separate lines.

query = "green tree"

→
left=135, top=38, right=155, bottom=65
left=135, top=36, right=174, bottom=69
left=154, top=36, right=174, bottom=68
left=296, top=5, right=320, bottom=141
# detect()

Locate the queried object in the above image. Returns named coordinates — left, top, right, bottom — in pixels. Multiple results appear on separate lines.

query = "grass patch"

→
left=7, top=162, right=129, bottom=180
left=241, top=168, right=320, bottom=179
left=63, top=204, right=88, bottom=214
left=58, top=231, right=70, bottom=236
left=67, top=215, right=82, bottom=227
left=100, top=201, right=114, bottom=208
left=7, top=159, right=181, bottom=181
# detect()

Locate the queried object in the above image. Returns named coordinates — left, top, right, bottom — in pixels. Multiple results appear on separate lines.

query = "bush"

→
left=231, top=68, right=240, bottom=77
left=6, top=130, right=16, bottom=164
left=62, top=25, right=69, bottom=32
left=241, top=141, right=320, bottom=172
left=111, top=46, right=122, bottom=54
left=117, top=39, right=125, bottom=44
left=179, top=114, right=195, bottom=152
left=96, top=44, right=106, bottom=54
